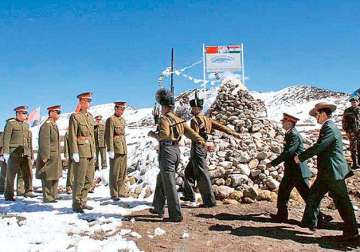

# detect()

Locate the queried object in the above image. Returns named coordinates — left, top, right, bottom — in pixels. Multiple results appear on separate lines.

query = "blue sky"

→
left=0, top=0, right=359, bottom=127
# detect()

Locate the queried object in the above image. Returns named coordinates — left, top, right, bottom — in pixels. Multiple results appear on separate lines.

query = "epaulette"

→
left=7, top=118, right=15, bottom=122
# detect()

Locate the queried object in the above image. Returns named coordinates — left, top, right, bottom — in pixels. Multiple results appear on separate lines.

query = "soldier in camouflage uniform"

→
left=64, top=129, right=73, bottom=194
left=36, top=105, right=62, bottom=203
left=3, top=106, right=36, bottom=200
left=148, top=89, right=205, bottom=222
left=94, top=115, right=107, bottom=170
left=342, top=96, right=360, bottom=169
left=182, top=94, right=241, bottom=207
left=0, top=132, right=6, bottom=194
left=68, top=92, right=96, bottom=213
left=105, top=102, right=127, bottom=201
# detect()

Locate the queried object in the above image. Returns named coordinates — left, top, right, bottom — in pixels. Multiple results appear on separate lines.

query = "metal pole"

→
left=202, top=43, right=207, bottom=101
left=241, top=43, right=245, bottom=86
left=170, top=48, right=174, bottom=96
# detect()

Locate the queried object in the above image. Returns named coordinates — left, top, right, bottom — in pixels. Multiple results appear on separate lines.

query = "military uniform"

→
left=94, top=116, right=107, bottom=170
left=268, top=114, right=312, bottom=220
left=0, top=132, right=6, bottom=193
left=105, top=103, right=127, bottom=199
left=69, top=92, right=96, bottom=212
left=36, top=108, right=62, bottom=202
left=149, top=88, right=205, bottom=221
left=342, top=99, right=360, bottom=169
left=3, top=106, right=34, bottom=200
left=183, top=97, right=240, bottom=207
left=17, top=129, right=34, bottom=196
left=64, top=131, right=74, bottom=193
left=299, top=103, right=358, bottom=237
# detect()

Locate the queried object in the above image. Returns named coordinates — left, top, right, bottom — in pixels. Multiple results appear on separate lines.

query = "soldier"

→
left=94, top=115, right=107, bottom=170
left=105, top=102, right=127, bottom=201
left=148, top=88, right=205, bottom=222
left=3, top=106, right=36, bottom=200
left=295, top=102, right=358, bottom=241
left=0, top=131, right=6, bottom=194
left=68, top=92, right=96, bottom=213
left=17, top=128, right=34, bottom=196
left=64, top=129, right=73, bottom=194
left=342, top=96, right=360, bottom=170
left=182, top=94, right=241, bottom=207
left=36, top=105, right=62, bottom=203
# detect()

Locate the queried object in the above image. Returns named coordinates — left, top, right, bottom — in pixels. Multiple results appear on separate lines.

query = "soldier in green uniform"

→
left=182, top=94, right=241, bottom=207
left=94, top=115, right=107, bottom=170
left=64, top=129, right=73, bottom=194
left=17, top=128, right=34, bottom=196
left=105, top=102, right=127, bottom=201
left=342, top=96, right=360, bottom=169
left=68, top=92, right=96, bottom=213
left=3, top=106, right=36, bottom=200
left=0, top=132, right=6, bottom=194
left=295, top=102, right=358, bottom=241
left=148, top=89, right=205, bottom=222
left=36, top=105, right=62, bottom=203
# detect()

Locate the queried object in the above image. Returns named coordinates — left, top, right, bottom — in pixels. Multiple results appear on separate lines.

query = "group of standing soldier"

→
left=0, top=92, right=129, bottom=214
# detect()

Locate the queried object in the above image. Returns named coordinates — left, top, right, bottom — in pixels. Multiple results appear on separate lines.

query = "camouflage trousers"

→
left=349, top=131, right=360, bottom=168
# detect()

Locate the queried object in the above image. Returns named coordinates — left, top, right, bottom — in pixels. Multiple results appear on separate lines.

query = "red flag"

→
left=28, top=107, right=41, bottom=126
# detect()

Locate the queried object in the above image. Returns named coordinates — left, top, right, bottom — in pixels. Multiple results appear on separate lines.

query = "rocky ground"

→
left=121, top=171, right=360, bottom=252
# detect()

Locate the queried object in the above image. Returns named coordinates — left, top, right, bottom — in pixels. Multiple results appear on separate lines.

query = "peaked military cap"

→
left=309, top=102, right=337, bottom=117
left=14, top=105, right=28, bottom=112
left=281, top=113, right=300, bottom=124
left=47, top=105, right=61, bottom=111
left=114, top=101, right=127, bottom=108
left=94, top=115, right=103, bottom=120
left=350, top=96, right=359, bottom=102
left=77, top=92, right=92, bottom=101
left=155, top=88, right=175, bottom=106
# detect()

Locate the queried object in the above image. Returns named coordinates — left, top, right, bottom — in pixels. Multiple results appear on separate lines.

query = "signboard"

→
left=205, top=45, right=242, bottom=73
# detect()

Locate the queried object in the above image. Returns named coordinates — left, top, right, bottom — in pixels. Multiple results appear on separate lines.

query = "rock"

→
left=223, top=199, right=239, bottom=205
left=266, top=178, right=280, bottom=191
left=248, top=159, right=259, bottom=169
left=250, top=169, right=261, bottom=178
left=219, top=161, right=233, bottom=169
left=229, top=191, right=243, bottom=202
left=229, top=174, right=249, bottom=187
left=143, top=186, right=152, bottom=198
left=256, top=190, right=272, bottom=201
left=215, top=178, right=225, bottom=186
left=243, top=187, right=258, bottom=200
left=238, top=164, right=251, bottom=176
left=257, top=152, right=268, bottom=160
left=209, top=167, right=225, bottom=179
left=213, top=185, right=234, bottom=200
left=242, top=197, right=255, bottom=204
left=128, top=176, right=137, bottom=185
left=237, top=151, right=251, bottom=163
left=270, top=145, right=282, bottom=154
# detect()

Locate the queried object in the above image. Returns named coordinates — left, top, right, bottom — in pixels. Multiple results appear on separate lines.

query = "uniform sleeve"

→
left=211, top=119, right=236, bottom=136
left=0, top=133, right=3, bottom=155
left=105, top=118, right=114, bottom=152
left=68, top=114, right=79, bottom=154
left=342, top=112, right=350, bottom=132
left=29, top=130, right=34, bottom=160
left=184, top=124, right=205, bottom=145
left=64, top=133, right=69, bottom=159
left=299, top=124, right=336, bottom=162
left=190, top=119, right=199, bottom=133
left=3, top=122, right=12, bottom=154
left=271, top=132, right=300, bottom=166
left=158, top=117, right=171, bottom=140
left=39, top=123, right=51, bottom=161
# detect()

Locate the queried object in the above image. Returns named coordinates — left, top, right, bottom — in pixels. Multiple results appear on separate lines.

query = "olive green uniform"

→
left=64, top=131, right=74, bottom=191
left=342, top=106, right=360, bottom=168
left=299, top=120, right=358, bottom=236
left=105, top=115, right=127, bottom=198
left=68, top=111, right=96, bottom=210
left=3, top=119, right=33, bottom=199
left=94, top=122, right=107, bottom=170
left=0, top=132, right=6, bottom=193
left=150, top=112, right=205, bottom=220
left=17, top=129, right=34, bottom=195
left=183, top=114, right=238, bottom=206
left=36, top=118, right=62, bottom=202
